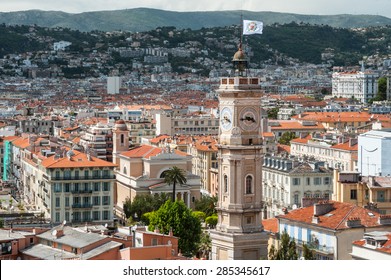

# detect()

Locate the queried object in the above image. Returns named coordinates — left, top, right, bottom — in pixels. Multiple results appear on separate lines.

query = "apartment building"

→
left=262, top=156, right=333, bottom=218
left=333, top=169, right=391, bottom=214
left=38, top=149, right=117, bottom=224
left=290, top=134, right=358, bottom=171
left=332, top=70, right=378, bottom=103
left=275, top=200, right=391, bottom=260
left=79, top=123, right=114, bottom=162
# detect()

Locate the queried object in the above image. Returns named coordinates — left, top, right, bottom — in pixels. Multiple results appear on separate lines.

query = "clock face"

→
left=220, top=107, right=233, bottom=131
left=239, top=107, right=259, bottom=131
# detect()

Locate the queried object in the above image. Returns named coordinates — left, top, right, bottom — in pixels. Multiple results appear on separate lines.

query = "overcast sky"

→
left=1, top=0, right=390, bottom=18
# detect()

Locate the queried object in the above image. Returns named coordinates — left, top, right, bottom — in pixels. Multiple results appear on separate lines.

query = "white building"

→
left=358, top=130, right=391, bottom=176
left=107, top=76, right=121, bottom=94
left=53, top=41, right=72, bottom=51
left=351, top=231, right=391, bottom=260
left=332, top=70, right=379, bottom=103
left=262, top=156, right=333, bottom=218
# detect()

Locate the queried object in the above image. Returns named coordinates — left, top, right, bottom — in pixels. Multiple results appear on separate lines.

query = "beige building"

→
left=79, top=123, right=113, bottom=162
left=114, top=144, right=201, bottom=222
left=333, top=169, right=391, bottom=214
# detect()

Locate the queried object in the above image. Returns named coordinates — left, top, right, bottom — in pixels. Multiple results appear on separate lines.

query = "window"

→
left=84, top=170, right=89, bottom=179
left=64, top=183, right=70, bottom=193
left=350, top=189, right=357, bottom=200
left=65, top=197, right=70, bottom=207
left=55, top=197, right=60, bottom=208
left=93, top=211, right=100, bottom=220
left=245, top=175, right=253, bottom=194
left=94, top=182, right=100, bottom=192
left=120, top=134, right=125, bottom=146
left=294, top=193, right=299, bottom=205
left=103, top=182, right=110, bottom=192
left=103, top=196, right=110, bottom=205
left=74, top=170, right=79, bottom=179
left=64, top=170, right=71, bottom=179
left=102, top=210, right=110, bottom=220
left=74, top=183, right=79, bottom=192
left=224, top=175, right=228, bottom=193
left=151, top=238, right=158, bottom=246
left=314, top=177, right=321, bottom=185
left=54, top=183, right=62, bottom=193
left=306, top=177, right=311, bottom=185
left=65, top=212, right=70, bottom=222
left=93, top=196, right=100, bottom=205
left=55, top=171, right=60, bottom=179
left=103, top=170, right=109, bottom=178
left=246, top=216, right=253, bottom=224
left=123, top=166, right=127, bottom=175
left=324, top=177, right=330, bottom=185
left=377, top=191, right=385, bottom=202
left=293, top=178, right=301, bottom=186
left=55, top=212, right=60, bottom=223
left=324, top=192, right=330, bottom=200
left=93, top=170, right=99, bottom=178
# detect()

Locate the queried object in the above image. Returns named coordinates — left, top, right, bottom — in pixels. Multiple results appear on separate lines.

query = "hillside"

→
left=0, top=8, right=391, bottom=32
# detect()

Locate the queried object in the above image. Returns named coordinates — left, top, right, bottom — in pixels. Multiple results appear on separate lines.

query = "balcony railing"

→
left=52, top=175, right=115, bottom=181
left=71, top=190, right=93, bottom=194
left=296, top=240, right=334, bottom=255
left=72, top=204, right=93, bottom=209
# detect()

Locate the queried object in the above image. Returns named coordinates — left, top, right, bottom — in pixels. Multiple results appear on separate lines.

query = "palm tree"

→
left=163, top=166, right=187, bottom=201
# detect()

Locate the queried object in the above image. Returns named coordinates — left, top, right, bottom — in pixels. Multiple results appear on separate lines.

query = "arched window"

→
left=224, top=175, right=228, bottom=193
left=123, top=166, right=127, bottom=175
left=245, top=175, right=253, bottom=194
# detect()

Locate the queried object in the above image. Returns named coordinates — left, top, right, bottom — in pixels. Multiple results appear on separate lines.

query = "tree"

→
left=303, top=243, right=315, bottom=260
left=148, top=200, right=202, bottom=257
left=278, top=131, right=297, bottom=146
left=268, top=231, right=298, bottom=260
left=123, top=193, right=170, bottom=221
left=197, top=232, right=211, bottom=259
left=267, top=107, right=279, bottom=119
left=205, top=214, right=218, bottom=228
left=163, top=166, right=187, bottom=201
left=194, top=195, right=217, bottom=217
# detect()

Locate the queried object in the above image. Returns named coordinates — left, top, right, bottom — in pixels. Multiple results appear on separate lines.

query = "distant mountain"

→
left=0, top=8, right=391, bottom=32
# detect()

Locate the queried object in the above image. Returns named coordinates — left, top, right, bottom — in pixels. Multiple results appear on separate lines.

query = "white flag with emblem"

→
left=243, top=20, right=263, bottom=35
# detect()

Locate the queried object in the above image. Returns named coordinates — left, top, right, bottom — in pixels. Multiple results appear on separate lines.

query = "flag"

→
left=243, top=20, right=263, bottom=35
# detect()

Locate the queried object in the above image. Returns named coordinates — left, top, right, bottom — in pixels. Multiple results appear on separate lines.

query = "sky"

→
left=1, top=0, right=390, bottom=18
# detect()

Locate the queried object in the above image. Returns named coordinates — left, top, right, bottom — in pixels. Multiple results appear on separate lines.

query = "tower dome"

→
left=114, top=119, right=127, bottom=131
left=232, top=45, right=248, bottom=75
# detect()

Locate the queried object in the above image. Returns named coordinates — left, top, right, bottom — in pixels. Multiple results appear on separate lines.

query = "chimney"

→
left=349, top=138, right=358, bottom=147
left=378, top=215, right=391, bottom=225
left=56, top=229, right=64, bottom=238
left=346, top=217, right=362, bottom=228
left=313, top=201, right=333, bottom=216
left=312, top=216, right=320, bottom=224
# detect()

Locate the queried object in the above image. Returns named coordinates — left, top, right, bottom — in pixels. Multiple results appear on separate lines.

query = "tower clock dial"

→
left=220, top=107, right=233, bottom=131
left=239, top=107, right=259, bottom=131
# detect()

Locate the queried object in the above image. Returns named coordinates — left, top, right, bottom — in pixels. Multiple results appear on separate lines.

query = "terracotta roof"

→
left=121, top=144, right=188, bottom=159
left=150, top=135, right=171, bottom=144
left=331, top=141, right=358, bottom=151
left=277, top=144, right=291, bottom=154
left=42, top=150, right=117, bottom=169
left=11, top=137, right=30, bottom=149
left=278, top=201, right=383, bottom=230
left=270, top=121, right=325, bottom=131
left=262, top=218, right=278, bottom=234
left=262, top=132, right=275, bottom=138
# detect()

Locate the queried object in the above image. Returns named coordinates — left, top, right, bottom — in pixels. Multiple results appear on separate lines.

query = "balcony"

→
left=72, top=204, right=93, bottom=209
left=51, top=175, right=115, bottom=181
left=296, top=240, right=334, bottom=255
left=71, top=189, right=93, bottom=194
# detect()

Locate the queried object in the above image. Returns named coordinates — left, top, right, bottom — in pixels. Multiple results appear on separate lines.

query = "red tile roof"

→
left=262, top=218, right=278, bottom=234
left=278, top=201, right=383, bottom=230
left=42, top=150, right=117, bottom=169
left=121, top=144, right=188, bottom=159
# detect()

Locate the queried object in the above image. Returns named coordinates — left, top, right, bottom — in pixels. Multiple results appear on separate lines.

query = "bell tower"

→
left=210, top=47, right=268, bottom=260
left=112, top=119, right=129, bottom=165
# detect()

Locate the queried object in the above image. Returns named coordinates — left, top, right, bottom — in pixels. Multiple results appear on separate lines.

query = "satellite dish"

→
left=292, top=204, right=298, bottom=210
left=51, top=229, right=58, bottom=237
left=8, top=245, right=12, bottom=252
left=104, top=223, right=108, bottom=228
left=63, top=220, right=67, bottom=226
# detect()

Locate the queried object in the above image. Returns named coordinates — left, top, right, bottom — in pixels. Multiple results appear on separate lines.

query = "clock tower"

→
left=210, top=46, right=268, bottom=260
